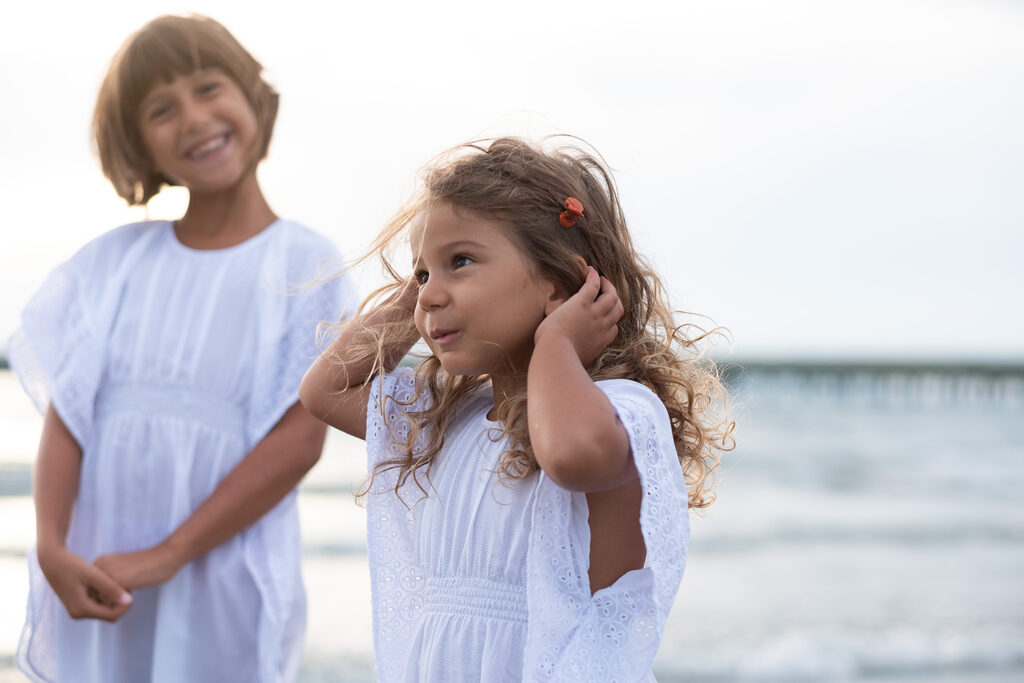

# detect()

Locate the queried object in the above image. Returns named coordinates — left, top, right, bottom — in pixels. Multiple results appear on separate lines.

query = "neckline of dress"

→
left=165, top=218, right=283, bottom=255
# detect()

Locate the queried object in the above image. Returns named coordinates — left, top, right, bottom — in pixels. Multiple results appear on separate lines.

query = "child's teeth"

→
left=192, top=136, right=226, bottom=158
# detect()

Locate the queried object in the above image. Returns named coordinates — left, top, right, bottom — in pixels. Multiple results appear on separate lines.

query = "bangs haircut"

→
left=93, top=14, right=279, bottom=205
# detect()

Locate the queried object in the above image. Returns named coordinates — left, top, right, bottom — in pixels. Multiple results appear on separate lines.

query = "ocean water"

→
left=1, top=364, right=1022, bottom=682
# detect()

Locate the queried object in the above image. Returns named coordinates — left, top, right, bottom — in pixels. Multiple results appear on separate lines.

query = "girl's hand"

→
left=94, top=543, right=184, bottom=593
left=36, top=543, right=133, bottom=622
left=301, top=274, right=422, bottom=439
left=535, top=266, right=624, bottom=366
left=394, top=274, right=420, bottom=313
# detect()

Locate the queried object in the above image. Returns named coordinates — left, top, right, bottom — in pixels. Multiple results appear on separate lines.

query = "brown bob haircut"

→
left=93, top=15, right=279, bottom=205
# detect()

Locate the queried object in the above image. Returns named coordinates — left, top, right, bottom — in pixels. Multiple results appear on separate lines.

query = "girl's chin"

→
left=434, top=356, right=480, bottom=377
left=435, top=358, right=466, bottom=375
left=181, top=173, right=251, bottom=196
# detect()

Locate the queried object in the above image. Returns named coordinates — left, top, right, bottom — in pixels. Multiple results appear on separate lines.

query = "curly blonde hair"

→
left=348, top=136, right=733, bottom=508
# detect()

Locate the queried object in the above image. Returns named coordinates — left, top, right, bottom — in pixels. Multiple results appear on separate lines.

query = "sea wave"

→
left=655, top=625, right=1024, bottom=681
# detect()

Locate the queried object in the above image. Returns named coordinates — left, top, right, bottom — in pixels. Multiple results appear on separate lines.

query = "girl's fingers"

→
left=68, top=583, right=129, bottom=622
left=594, top=292, right=616, bottom=316
left=44, top=548, right=132, bottom=622
left=73, top=594, right=128, bottom=622
left=564, top=270, right=622, bottom=349
left=597, top=277, right=617, bottom=303
left=579, top=267, right=601, bottom=298
left=595, top=278, right=623, bottom=317
left=84, top=563, right=132, bottom=609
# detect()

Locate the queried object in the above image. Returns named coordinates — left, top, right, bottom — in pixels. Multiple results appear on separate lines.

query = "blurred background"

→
left=1, top=0, right=1022, bottom=680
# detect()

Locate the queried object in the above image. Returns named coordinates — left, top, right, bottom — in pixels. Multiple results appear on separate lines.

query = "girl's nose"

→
left=179, top=96, right=212, bottom=132
left=417, top=277, right=449, bottom=310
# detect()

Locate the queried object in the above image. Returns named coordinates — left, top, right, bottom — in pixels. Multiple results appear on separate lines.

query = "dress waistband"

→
left=424, top=576, right=527, bottom=623
left=95, top=383, right=245, bottom=433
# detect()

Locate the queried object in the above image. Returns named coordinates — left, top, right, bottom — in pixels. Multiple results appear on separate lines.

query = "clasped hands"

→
left=37, top=541, right=182, bottom=622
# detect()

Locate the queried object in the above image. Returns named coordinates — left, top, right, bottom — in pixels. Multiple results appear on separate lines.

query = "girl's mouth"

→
left=186, top=133, right=231, bottom=161
left=430, top=329, right=459, bottom=345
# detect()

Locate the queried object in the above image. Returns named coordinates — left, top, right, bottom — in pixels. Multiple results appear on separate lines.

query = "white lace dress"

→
left=365, top=368, right=690, bottom=682
left=9, top=220, right=354, bottom=683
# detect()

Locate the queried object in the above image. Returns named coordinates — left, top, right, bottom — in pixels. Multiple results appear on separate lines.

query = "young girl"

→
left=301, top=137, right=732, bottom=681
left=10, top=15, right=355, bottom=683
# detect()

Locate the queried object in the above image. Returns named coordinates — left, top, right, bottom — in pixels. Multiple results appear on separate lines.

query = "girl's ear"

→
left=569, top=254, right=588, bottom=280
left=544, top=287, right=565, bottom=316
left=543, top=254, right=589, bottom=316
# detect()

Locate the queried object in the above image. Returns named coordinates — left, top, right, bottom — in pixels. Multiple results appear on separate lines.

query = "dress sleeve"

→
left=8, top=255, right=106, bottom=449
left=364, top=367, right=434, bottom=682
left=365, top=366, right=432, bottom=468
left=245, top=227, right=358, bottom=448
left=8, top=223, right=167, bottom=450
left=524, top=379, right=689, bottom=682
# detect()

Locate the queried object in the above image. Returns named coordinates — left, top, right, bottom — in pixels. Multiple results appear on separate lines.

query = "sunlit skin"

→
left=411, top=203, right=559, bottom=406
left=137, top=68, right=275, bottom=248
left=138, top=68, right=259, bottom=197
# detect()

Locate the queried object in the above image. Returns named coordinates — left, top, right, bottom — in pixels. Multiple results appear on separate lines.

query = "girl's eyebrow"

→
left=139, top=70, right=221, bottom=112
left=139, top=83, right=176, bottom=113
left=139, top=90, right=167, bottom=110
left=412, top=239, right=488, bottom=268
left=435, top=239, right=487, bottom=253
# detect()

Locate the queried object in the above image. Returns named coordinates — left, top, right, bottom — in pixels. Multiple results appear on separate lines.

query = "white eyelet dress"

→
left=9, top=220, right=355, bottom=683
left=365, top=368, right=690, bottom=682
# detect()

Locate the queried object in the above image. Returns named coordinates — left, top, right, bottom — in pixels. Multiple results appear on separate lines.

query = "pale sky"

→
left=2, top=0, right=1022, bottom=360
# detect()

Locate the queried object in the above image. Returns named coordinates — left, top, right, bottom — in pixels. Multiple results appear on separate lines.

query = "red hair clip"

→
left=559, top=197, right=584, bottom=228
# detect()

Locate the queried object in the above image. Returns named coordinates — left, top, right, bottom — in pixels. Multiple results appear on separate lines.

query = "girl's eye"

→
left=452, top=255, right=473, bottom=269
left=147, top=105, right=172, bottom=121
left=197, top=81, right=221, bottom=96
left=414, top=270, right=429, bottom=285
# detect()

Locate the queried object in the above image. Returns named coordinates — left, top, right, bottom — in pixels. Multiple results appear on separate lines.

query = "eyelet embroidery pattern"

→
left=366, top=370, right=431, bottom=682
left=366, top=372, right=688, bottom=682
left=524, top=382, right=689, bottom=682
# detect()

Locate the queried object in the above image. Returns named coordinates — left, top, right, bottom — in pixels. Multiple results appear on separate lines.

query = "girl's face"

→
left=137, top=68, right=259, bottom=195
left=411, top=202, right=557, bottom=385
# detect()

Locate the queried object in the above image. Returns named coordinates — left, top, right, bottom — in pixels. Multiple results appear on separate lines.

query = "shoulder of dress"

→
left=81, top=219, right=162, bottom=244
left=594, top=377, right=660, bottom=404
left=271, top=220, right=342, bottom=258
left=369, top=367, right=426, bottom=415
left=263, top=221, right=347, bottom=290
left=68, top=221, right=167, bottom=273
left=594, top=378, right=673, bottom=430
left=380, top=366, right=419, bottom=395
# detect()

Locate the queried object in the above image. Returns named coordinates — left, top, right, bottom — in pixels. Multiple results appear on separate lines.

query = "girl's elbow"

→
left=539, top=436, right=632, bottom=492
left=296, top=421, right=327, bottom=471
left=300, top=443, right=323, bottom=471
left=542, top=459, right=596, bottom=491
left=298, top=374, right=326, bottom=422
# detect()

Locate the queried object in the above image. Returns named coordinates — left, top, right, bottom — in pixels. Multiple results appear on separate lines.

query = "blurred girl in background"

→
left=10, top=14, right=353, bottom=682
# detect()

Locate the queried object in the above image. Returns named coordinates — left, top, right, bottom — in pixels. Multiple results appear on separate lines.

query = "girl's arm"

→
left=529, top=267, right=646, bottom=593
left=528, top=267, right=633, bottom=492
left=94, top=401, right=325, bottom=591
left=35, top=406, right=133, bottom=620
left=299, top=278, right=420, bottom=439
